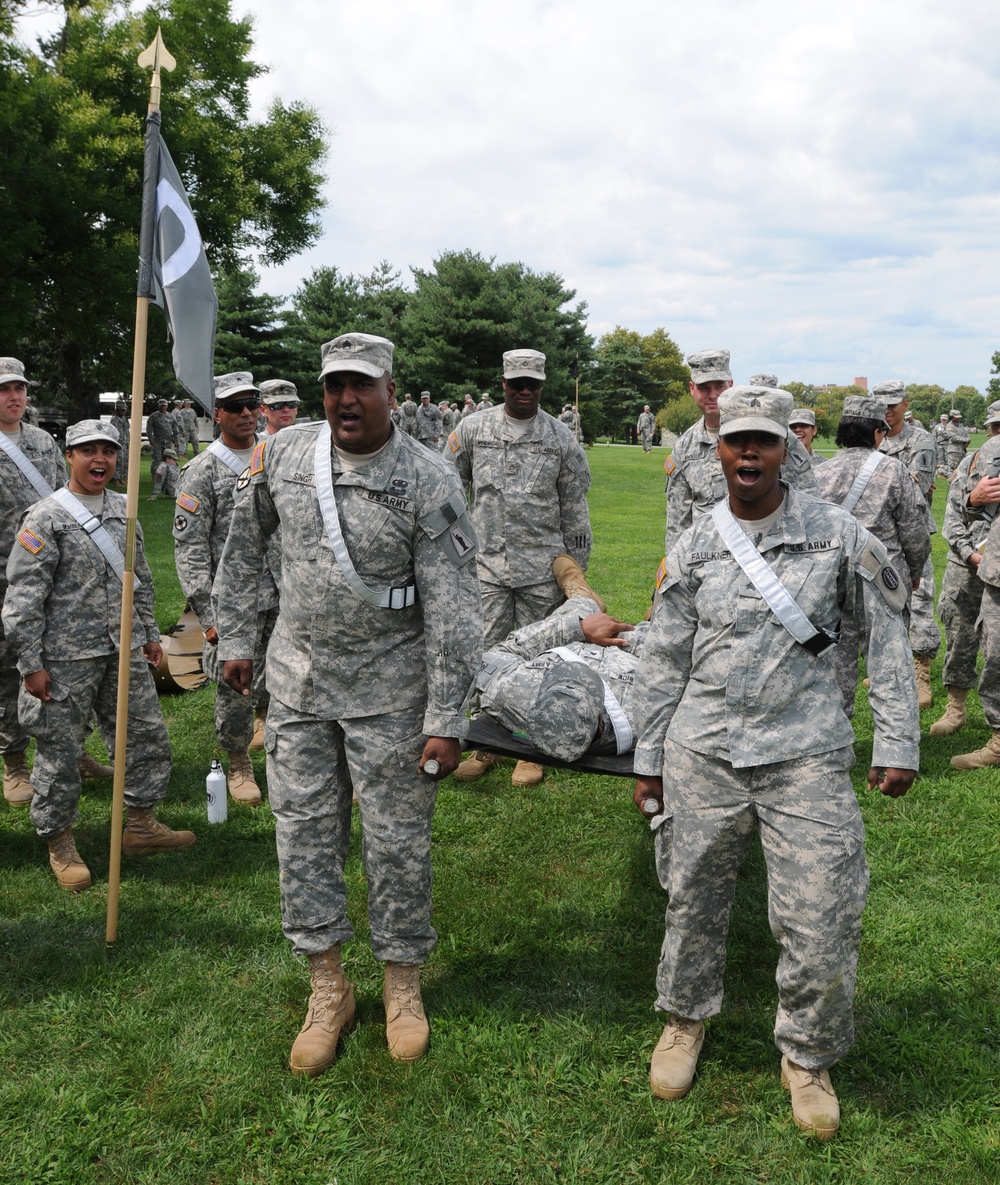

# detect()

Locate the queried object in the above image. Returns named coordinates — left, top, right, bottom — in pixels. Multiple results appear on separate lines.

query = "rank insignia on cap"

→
left=749, top=397, right=761, bottom=407
left=663, top=455, right=677, bottom=477
left=448, top=431, right=461, bottom=454
left=177, top=492, right=199, bottom=514
left=17, top=528, right=44, bottom=555
left=251, top=440, right=267, bottom=475
left=655, top=557, right=668, bottom=589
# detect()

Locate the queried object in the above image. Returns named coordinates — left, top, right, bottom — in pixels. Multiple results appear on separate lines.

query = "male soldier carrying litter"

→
left=216, top=332, right=482, bottom=1077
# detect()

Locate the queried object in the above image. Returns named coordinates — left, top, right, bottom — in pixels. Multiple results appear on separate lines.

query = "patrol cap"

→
left=66, top=419, right=119, bottom=448
left=0, top=358, right=36, bottom=387
left=788, top=407, right=816, bottom=427
left=259, top=379, right=299, bottom=406
left=319, top=333, right=394, bottom=380
left=950, top=408, right=963, bottom=420
left=717, top=385, right=792, bottom=439
left=214, top=372, right=260, bottom=403
left=420, top=391, right=431, bottom=400
left=984, top=401, right=1000, bottom=426
left=524, top=662, right=605, bottom=762
left=841, top=395, right=889, bottom=430
left=749, top=373, right=778, bottom=388
left=940, top=413, right=950, bottom=422
left=903, top=410, right=913, bottom=421
left=687, top=348, right=732, bottom=385
left=157, top=398, right=168, bottom=407
left=503, top=349, right=546, bottom=381
left=163, top=448, right=178, bottom=459
left=871, top=379, right=906, bottom=405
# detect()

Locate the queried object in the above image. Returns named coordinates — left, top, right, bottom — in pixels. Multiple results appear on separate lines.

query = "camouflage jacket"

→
left=109, top=414, right=131, bottom=448
left=172, top=448, right=253, bottom=632
left=3, top=490, right=158, bottom=673
left=815, top=448, right=930, bottom=585
left=448, top=406, right=592, bottom=588
left=479, top=604, right=649, bottom=740
left=216, top=422, right=483, bottom=735
left=179, top=407, right=200, bottom=437
left=155, top=462, right=181, bottom=499
left=879, top=422, right=936, bottom=499
left=147, top=410, right=178, bottom=447
left=663, top=418, right=817, bottom=553
left=809, top=451, right=826, bottom=468
left=942, top=451, right=984, bottom=567
left=633, top=486, right=920, bottom=775
left=0, top=424, right=66, bottom=607
left=637, top=412, right=656, bottom=435
left=965, top=435, right=1000, bottom=588
left=414, top=404, right=442, bottom=442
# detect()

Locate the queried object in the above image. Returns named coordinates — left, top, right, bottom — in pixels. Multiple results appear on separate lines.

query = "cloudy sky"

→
left=21, top=0, right=1000, bottom=389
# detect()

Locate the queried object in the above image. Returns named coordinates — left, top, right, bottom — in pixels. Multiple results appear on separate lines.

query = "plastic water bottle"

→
left=206, top=758, right=228, bottom=824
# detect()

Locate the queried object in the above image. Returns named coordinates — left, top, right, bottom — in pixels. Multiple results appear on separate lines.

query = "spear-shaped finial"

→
left=137, top=27, right=176, bottom=113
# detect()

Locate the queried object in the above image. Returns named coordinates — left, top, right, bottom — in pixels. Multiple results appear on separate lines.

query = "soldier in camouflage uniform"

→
left=461, top=394, right=477, bottom=419
left=178, top=398, right=201, bottom=456
left=875, top=380, right=940, bottom=707
left=413, top=392, right=442, bottom=448
left=399, top=392, right=417, bottom=435
left=0, top=358, right=67, bottom=804
left=149, top=448, right=181, bottom=501
left=215, top=332, right=482, bottom=1077
left=637, top=405, right=656, bottom=452
left=448, top=348, right=592, bottom=788
left=788, top=407, right=825, bottom=468
left=632, top=387, right=918, bottom=1141
left=437, top=401, right=456, bottom=450
left=815, top=397, right=930, bottom=714
left=663, top=353, right=816, bottom=554
left=146, top=399, right=178, bottom=479
left=929, top=407, right=1000, bottom=735
left=110, top=401, right=130, bottom=484
left=932, top=414, right=951, bottom=475
left=946, top=409, right=971, bottom=475
left=172, top=373, right=269, bottom=804
left=476, top=392, right=494, bottom=412
left=2, top=420, right=194, bottom=890
left=22, top=397, right=39, bottom=427
left=259, top=380, right=300, bottom=437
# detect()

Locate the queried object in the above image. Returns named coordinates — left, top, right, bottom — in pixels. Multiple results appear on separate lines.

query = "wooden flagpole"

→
left=106, top=29, right=176, bottom=945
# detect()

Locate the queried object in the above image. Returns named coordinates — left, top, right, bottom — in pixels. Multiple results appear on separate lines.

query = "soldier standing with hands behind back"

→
left=216, top=332, right=482, bottom=1077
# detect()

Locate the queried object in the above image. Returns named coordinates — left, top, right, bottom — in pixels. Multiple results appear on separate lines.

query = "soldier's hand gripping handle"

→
left=633, top=775, right=664, bottom=818
left=222, top=659, right=253, bottom=697
left=420, top=737, right=462, bottom=781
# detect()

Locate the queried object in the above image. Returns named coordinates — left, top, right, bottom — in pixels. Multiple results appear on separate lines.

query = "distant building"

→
left=853, top=377, right=868, bottom=391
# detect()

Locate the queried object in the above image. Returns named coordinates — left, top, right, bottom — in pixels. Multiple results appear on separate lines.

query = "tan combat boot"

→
left=950, top=731, right=1000, bottom=770
left=649, top=1015, right=705, bottom=1100
left=227, top=750, right=262, bottom=804
left=47, top=828, right=92, bottom=891
left=551, top=554, right=606, bottom=612
left=914, top=655, right=933, bottom=710
left=249, top=712, right=267, bottom=751
left=3, top=751, right=33, bottom=805
left=452, top=750, right=503, bottom=782
left=929, top=687, right=969, bottom=737
left=122, top=807, right=196, bottom=855
left=781, top=1056, right=840, bottom=1140
left=79, top=752, right=114, bottom=779
left=511, top=760, right=544, bottom=786
left=289, top=947, right=356, bottom=1077
left=383, top=962, right=430, bottom=1062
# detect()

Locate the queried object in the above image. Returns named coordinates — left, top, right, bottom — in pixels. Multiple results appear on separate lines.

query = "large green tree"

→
left=0, top=0, right=326, bottom=409
left=590, top=326, right=690, bottom=438
left=213, top=266, right=289, bottom=381
left=397, top=250, right=592, bottom=407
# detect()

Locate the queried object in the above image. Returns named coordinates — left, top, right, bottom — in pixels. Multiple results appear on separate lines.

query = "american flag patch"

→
left=251, top=439, right=267, bottom=475
left=448, top=431, right=461, bottom=454
left=655, top=557, right=668, bottom=589
left=177, top=492, right=199, bottom=513
left=663, top=455, right=677, bottom=477
left=17, top=528, right=44, bottom=555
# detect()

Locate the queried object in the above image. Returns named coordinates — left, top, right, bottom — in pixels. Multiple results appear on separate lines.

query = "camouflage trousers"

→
left=938, top=559, right=984, bottom=690
left=909, top=555, right=941, bottom=659
left=265, top=697, right=437, bottom=963
left=113, top=444, right=129, bottom=483
left=202, top=607, right=275, bottom=751
left=184, top=430, right=199, bottom=457
left=149, top=437, right=171, bottom=478
left=0, top=629, right=29, bottom=755
left=481, top=578, right=565, bottom=649
left=641, top=431, right=654, bottom=453
left=22, top=651, right=170, bottom=837
left=655, top=739, right=868, bottom=1071
left=974, top=584, right=1000, bottom=728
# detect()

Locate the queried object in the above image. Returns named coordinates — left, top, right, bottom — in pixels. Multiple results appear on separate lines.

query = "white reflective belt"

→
left=840, top=450, right=886, bottom=514
left=711, top=501, right=824, bottom=649
left=206, top=438, right=247, bottom=475
left=0, top=431, right=55, bottom=500
left=551, top=645, right=633, bottom=754
left=51, top=488, right=138, bottom=588
left=313, top=423, right=416, bottom=610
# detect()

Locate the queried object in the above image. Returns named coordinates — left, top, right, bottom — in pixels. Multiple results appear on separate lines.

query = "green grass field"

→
left=1, top=445, right=998, bottom=1185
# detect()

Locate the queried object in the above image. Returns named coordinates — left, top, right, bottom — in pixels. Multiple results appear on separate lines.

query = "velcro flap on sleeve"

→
left=418, top=491, right=470, bottom=539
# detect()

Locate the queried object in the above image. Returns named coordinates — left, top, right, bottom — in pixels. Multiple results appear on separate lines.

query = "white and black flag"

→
left=138, top=111, right=217, bottom=413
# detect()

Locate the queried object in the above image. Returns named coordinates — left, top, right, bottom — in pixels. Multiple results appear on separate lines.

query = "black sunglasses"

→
left=506, top=378, right=542, bottom=392
left=220, top=397, right=261, bottom=413
left=266, top=401, right=298, bottom=411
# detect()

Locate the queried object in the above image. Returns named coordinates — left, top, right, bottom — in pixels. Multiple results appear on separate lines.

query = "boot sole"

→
left=3, top=793, right=33, bottom=806
left=123, top=835, right=197, bottom=856
left=649, top=1072, right=693, bottom=1101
